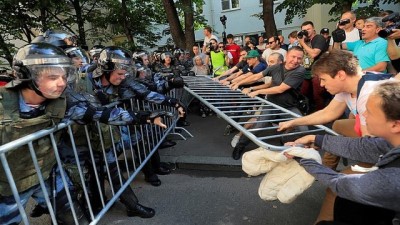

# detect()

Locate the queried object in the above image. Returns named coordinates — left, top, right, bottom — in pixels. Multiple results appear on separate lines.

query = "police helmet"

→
left=89, top=45, right=104, bottom=59
left=10, top=43, right=75, bottom=91
left=160, top=52, right=174, bottom=64
left=92, top=46, right=134, bottom=79
left=173, top=48, right=184, bottom=57
left=152, top=51, right=162, bottom=63
left=135, top=63, right=152, bottom=80
left=43, top=29, right=78, bottom=48
left=64, top=46, right=91, bottom=66
left=132, top=51, right=148, bottom=64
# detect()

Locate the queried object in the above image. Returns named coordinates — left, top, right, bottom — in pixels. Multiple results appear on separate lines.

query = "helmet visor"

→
left=28, top=64, right=76, bottom=87
left=65, top=47, right=91, bottom=66
left=137, top=67, right=152, bottom=80
left=113, top=58, right=134, bottom=75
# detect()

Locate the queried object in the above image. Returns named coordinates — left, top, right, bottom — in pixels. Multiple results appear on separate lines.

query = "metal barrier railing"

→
left=183, top=75, right=337, bottom=151
left=0, top=97, right=185, bottom=225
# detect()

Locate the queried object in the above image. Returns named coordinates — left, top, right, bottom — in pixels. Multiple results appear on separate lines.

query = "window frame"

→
left=221, top=0, right=240, bottom=11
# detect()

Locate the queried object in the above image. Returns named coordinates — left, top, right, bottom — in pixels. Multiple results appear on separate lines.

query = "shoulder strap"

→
left=0, top=88, right=19, bottom=122
left=356, top=73, right=392, bottom=98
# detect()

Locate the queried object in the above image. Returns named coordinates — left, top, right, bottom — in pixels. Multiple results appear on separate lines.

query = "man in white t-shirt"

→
left=202, top=26, right=218, bottom=53
left=278, top=50, right=391, bottom=168
left=277, top=49, right=392, bottom=224
left=329, top=11, right=361, bottom=50
left=261, top=36, right=287, bottom=62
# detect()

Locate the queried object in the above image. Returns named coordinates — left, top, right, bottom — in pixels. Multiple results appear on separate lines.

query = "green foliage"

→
left=276, top=0, right=400, bottom=24
left=165, top=0, right=207, bottom=31
left=0, top=0, right=205, bottom=66
left=0, top=0, right=43, bottom=65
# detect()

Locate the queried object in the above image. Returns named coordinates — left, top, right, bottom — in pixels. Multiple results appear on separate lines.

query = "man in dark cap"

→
left=320, top=28, right=330, bottom=51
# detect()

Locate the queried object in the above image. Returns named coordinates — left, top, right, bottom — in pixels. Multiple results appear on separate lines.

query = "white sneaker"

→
left=231, top=134, right=241, bottom=148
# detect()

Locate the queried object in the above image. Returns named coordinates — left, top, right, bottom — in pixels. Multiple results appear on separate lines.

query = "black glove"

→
left=172, top=69, right=181, bottom=77
left=331, top=29, right=346, bottom=43
left=129, top=110, right=151, bottom=124
left=168, top=76, right=184, bottom=88
left=149, top=110, right=174, bottom=122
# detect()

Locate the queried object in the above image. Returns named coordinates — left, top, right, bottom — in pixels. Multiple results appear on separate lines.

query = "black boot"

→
left=232, top=144, right=245, bottom=160
left=120, top=197, right=155, bottom=218
left=159, top=140, right=176, bottom=149
left=55, top=189, right=90, bottom=225
left=109, top=163, right=156, bottom=218
left=151, top=151, right=171, bottom=176
left=142, top=160, right=161, bottom=186
left=30, top=204, right=49, bottom=217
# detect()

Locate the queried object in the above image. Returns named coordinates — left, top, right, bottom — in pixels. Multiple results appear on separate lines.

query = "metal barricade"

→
left=0, top=98, right=182, bottom=225
left=166, top=88, right=194, bottom=140
left=183, top=76, right=337, bottom=151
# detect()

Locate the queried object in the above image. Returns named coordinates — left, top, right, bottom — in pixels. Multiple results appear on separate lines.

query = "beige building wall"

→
left=304, top=4, right=337, bottom=35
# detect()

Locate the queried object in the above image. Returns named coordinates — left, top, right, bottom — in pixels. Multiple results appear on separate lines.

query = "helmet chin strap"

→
left=28, top=81, right=46, bottom=98
left=103, top=71, right=112, bottom=83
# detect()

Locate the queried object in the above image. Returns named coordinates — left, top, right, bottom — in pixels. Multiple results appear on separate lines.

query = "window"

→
left=221, top=0, right=239, bottom=11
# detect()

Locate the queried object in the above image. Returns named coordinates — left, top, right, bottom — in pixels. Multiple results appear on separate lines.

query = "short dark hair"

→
left=268, top=36, right=280, bottom=44
left=301, top=21, right=314, bottom=28
left=287, top=46, right=303, bottom=54
left=288, top=31, right=298, bottom=39
left=204, top=26, right=212, bottom=33
left=311, top=50, right=361, bottom=78
left=209, top=38, right=217, bottom=43
left=372, top=81, right=400, bottom=121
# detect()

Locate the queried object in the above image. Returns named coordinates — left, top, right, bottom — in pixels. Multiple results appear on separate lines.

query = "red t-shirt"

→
left=225, top=44, right=241, bottom=66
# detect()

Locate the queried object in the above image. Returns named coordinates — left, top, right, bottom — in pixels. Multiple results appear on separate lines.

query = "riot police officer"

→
left=91, top=47, right=187, bottom=185
left=0, top=43, right=89, bottom=225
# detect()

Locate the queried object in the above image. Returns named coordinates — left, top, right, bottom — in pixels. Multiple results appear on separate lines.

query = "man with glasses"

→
left=261, top=36, right=287, bottom=62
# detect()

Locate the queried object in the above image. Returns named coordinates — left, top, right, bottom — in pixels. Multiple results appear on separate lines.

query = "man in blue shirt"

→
left=229, top=50, right=267, bottom=90
left=333, top=17, right=390, bottom=72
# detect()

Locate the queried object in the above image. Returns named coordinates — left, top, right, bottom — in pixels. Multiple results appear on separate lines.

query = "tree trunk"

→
left=39, top=6, right=48, bottom=31
left=263, top=0, right=277, bottom=38
left=182, top=0, right=195, bottom=51
left=342, top=1, right=353, bottom=13
left=162, top=0, right=185, bottom=49
left=71, top=0, right=87, bottom=47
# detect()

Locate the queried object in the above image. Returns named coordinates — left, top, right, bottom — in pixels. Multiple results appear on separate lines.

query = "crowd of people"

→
left=1, top=8, right=400, bottom=225
left=206, top=10, right=400, bottom=225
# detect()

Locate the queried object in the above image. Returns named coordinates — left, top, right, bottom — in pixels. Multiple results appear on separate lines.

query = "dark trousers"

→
left=301, top=77, right=328, bottom=111
left=316, top=196, right=395, bottom=225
